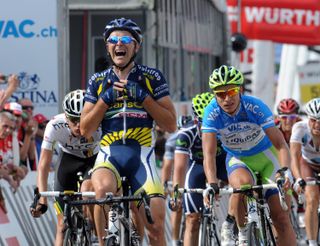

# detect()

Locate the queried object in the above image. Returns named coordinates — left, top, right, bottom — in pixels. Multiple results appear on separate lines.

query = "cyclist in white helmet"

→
left=30, top=89, right=101, bottom=246
left=290, top=98, right=320, bottom=246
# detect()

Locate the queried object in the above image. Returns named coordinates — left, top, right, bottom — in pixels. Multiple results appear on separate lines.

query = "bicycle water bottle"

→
left=247, top=198, right=259, bottom=223
left=108, top=207, right=120, bottom=235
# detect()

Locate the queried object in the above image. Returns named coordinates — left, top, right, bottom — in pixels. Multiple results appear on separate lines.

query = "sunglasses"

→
left=107, top=36, right=136, bottom=44
left=2, top=124, right=15, bottom=131
left=22, top=105, right=34, bottom=110
left=67, top=116, right=80, bottom=124
left=279, top=114, right=298, bottom=120
left=213, top=87, right=240, bottom=99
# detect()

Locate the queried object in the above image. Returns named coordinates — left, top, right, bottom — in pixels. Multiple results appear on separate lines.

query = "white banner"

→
left=0, top=172, right=56, bottom=246
left=0, top=0, right=59, bottom=119
left=298, top=63, right=320, bottom=104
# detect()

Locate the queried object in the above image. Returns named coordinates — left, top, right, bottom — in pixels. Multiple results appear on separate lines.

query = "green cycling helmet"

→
left=209, top=65, right=244, bottom=90
left=192, top=92, right=214, bottom=121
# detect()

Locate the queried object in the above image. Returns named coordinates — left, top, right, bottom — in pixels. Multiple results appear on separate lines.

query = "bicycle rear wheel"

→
left=199, top=216, right=220, bottom=246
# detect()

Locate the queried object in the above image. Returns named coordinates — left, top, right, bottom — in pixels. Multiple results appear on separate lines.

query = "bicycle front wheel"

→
left=246, top=222, right=263, bottom=246
left=63, top=228, right=76, bottom=246
left=199, top=216, right=220, bottom=246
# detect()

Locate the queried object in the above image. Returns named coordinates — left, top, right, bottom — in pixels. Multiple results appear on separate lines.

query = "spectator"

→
left=33, top=113, right=49, bottom=159
left=0, top=73, right=19, bottom=108
left=18, top=98, right=38, bottom=170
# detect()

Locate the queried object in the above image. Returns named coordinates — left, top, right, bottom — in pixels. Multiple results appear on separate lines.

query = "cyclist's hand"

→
left=203, top=183, right=219, bottom=207
left=293, top=178, right=306, bottom=193
left=101, top=85, right=122, bottom=106
left=168, top=197, right=182, bottom=211
left=276, top=167, right=293, bottom=191
left=124, top=80, right=149, bottom=103
left=30, top=202, right=48, bottom=218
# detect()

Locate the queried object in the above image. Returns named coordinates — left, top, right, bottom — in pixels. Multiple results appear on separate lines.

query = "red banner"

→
left=227, top=0, right=320, bottom=45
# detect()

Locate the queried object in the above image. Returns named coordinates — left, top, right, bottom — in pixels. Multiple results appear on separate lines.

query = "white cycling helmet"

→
left=62, top=89, right=85, bottom=117
left=305, top=98, right=320, bottom=119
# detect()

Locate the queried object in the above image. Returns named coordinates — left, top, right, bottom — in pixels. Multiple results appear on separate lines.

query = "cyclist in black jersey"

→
left=80, top=18, right=176, bottom=246
left=30, top=90, right=101, bottom=246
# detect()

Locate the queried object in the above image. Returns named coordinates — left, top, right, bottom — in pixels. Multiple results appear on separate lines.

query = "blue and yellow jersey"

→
left=84, top=64, right=170, bottom=147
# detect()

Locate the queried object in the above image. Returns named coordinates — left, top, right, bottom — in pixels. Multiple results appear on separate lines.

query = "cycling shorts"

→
left=54, top=152, right=97, bottom=212
left=92, top=144, right=164, bottom=197
left=226, top=145, right=280, bottom=199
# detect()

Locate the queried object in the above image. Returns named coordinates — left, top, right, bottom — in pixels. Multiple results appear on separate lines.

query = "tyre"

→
left=246, top=222, right=263, bottom=246
left=63, top=228, right=76, bottom=246
left=199, top=216, right=220, bottom=246
left=105, top=235, right=118, bottom=246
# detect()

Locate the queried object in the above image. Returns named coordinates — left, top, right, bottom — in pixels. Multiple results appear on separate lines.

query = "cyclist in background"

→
left=290, top=98, right=320, bottom=246
left=80, top=17, right=176, bottom=246
left=171, top=92, right=227, bottom=246
left=161, top=115, right=193, bottom=246
left=276, top=98, right=305, bottom=228
left=30, top=90, right=101, bottom=246
left=202, top=65, right=296, bottom=246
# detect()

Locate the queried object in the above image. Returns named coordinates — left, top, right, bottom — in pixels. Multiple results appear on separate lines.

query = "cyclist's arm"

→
left=265, top=127, right=290, bottom=169
left=161, top=157, right=173, bottom=185
left=80, top=100, right=108, bottom=139
left=202, top=132, right=219, bottom=183
left=143, top=96, right=176, bottom=133
left=37, top=148, right=53, bottom=204
left=172, top=152, right=189, bottom=190
left=290, top=142, right=303, bottom=179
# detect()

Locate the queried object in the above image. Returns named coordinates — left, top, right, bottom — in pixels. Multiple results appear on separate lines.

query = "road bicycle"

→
left=30, top=172, right=93, bottom=246
left=228, top=172, right=288, bottom=246
left=61, top=179, right=153, bottom=246
left=174, top=186, right=221, bottom=246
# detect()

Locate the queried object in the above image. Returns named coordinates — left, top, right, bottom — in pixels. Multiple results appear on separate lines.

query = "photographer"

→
left=0, top=73, right=19, bottom=108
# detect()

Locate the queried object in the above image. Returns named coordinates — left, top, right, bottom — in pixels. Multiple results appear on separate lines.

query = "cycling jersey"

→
left=202, top=95, right=275, bottom=156
left=85, top=64, right=170, bottom=197
left=290, top=121, right=320, bottom=165
left=175, top=125, right=227, bottom=214
left=84, top=64, right=170, bottom=148
left=42, top=114, right=101, bottom=158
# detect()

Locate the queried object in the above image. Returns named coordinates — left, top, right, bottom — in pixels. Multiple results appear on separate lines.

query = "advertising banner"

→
left=298, top=63, right=320, bottom=104
left=0, top=0, right=59, bottom=119
left=227, top=0, right=320, bottom=45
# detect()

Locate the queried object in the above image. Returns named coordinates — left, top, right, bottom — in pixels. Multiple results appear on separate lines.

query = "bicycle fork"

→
left=105, top=205, right=121, bottom=243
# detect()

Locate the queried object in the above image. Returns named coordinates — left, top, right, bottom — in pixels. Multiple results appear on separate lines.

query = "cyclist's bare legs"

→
left=301, top=160, right=319, bottom=241
left=55, top=214, right=64, bottom=246
left=91, top=168, right=118, bottom=246
left=141, top=196, right=166, bottom=246
left=184, top=213, right=201, bottom=246
left=228, top=167, right=254, bottom=228
left=268, top=193, right=296, bottom=245
left=171, top=207, right=183, bottom=242
left=80, top=179, right=95, bottom=233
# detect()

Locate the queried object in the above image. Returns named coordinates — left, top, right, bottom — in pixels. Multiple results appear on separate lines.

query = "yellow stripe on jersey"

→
left=145, top=77, right=153, bottom=95
left=101, top=127, right=152, bottom=146
left=97, top=83, right=103, bottom=96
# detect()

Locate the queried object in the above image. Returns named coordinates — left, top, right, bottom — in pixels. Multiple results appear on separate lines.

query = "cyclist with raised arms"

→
left=30, top=89, right=101, bottom=246
left=170, top=92, right=227, bottom=245
left=201, top=65, right=296, bottom=246
left=290, top=98, right=320, bottom=246
left=80, top=17, right=176, bottom=246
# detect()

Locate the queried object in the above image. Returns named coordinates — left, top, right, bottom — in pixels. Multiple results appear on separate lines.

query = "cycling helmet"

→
left=277, top=98, right=300, bottom=115
left=177, top=115, right=193, bottom=129
left=103, top=17, right=142, bottom=44
left=192, top=92, right=214, bottom=121
left=62, top=89, right=85, bottom=117
left=305, top=98, right=320, bottom=119
left=209, top=65, right=244, bottom=90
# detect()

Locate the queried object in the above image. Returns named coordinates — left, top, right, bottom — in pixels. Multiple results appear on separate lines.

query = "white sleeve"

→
left=290, top=123, right=304, bottom=144
left=41, top=121, right=56, bottom=151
